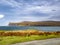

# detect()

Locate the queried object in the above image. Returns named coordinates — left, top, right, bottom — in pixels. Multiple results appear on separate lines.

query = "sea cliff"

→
left=9, top=21, right=60, bottom=26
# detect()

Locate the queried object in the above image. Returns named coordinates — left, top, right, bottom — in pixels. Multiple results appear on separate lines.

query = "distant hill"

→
left=8, top=21, right=60, bottom=26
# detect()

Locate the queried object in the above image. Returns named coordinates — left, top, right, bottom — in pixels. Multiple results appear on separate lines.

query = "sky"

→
left=0, top=0, right=60, bottom=26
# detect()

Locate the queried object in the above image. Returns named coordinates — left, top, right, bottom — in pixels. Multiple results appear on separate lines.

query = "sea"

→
left=0, top=26, right=60, bottom=32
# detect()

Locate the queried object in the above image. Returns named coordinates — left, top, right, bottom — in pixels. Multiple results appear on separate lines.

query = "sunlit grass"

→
left=0, top=30, right=60, bottom=45
left=0, top=35, right=60, bottom=45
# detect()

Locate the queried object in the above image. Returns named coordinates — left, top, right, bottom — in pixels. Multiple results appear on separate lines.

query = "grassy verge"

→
left=0, top=35, right=60, bottom=45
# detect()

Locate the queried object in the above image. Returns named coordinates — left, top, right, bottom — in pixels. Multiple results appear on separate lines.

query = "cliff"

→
left=8, top=21, right=60, bottom=26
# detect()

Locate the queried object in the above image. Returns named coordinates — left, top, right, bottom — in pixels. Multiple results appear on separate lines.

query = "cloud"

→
left=0, top=0, right=60, bottom=26
left=0, top=0, right=22, bottom=8
left=0, top=14, right=4, bottom=19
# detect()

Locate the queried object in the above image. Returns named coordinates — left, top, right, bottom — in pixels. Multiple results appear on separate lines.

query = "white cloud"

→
left=23, top=5, right=59, bottom=14
left=0, top=0, right=22, bottom=8
left=0, top=14, right=4, bottom=19
left=0, top=0, right=60, bottom=23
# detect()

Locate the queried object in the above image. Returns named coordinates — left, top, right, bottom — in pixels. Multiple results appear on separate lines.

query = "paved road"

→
left=11, top=38, right=60, bottom=45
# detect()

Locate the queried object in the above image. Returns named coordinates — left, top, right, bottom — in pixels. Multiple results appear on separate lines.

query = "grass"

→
left=0, top=35, right=60, bottom=45
left=0, top=30, right=60, bottom=45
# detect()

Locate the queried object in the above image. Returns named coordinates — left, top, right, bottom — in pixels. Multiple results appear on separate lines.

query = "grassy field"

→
left=0, top=30, right=60, bottom=45
left=0, top=35, right=60, bottom=45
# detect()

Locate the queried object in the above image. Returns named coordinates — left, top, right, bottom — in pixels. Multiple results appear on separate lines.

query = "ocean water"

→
left=0, top=26, right=60, bottom=31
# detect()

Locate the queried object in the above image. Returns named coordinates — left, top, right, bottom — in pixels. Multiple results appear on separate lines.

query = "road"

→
left=11, top=38, right=60, bottom=45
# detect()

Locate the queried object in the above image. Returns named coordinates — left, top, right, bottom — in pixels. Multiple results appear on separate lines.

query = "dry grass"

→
left=0, top=29, right=60, bottom=36
left=0, top=30, right=60, bottom=45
